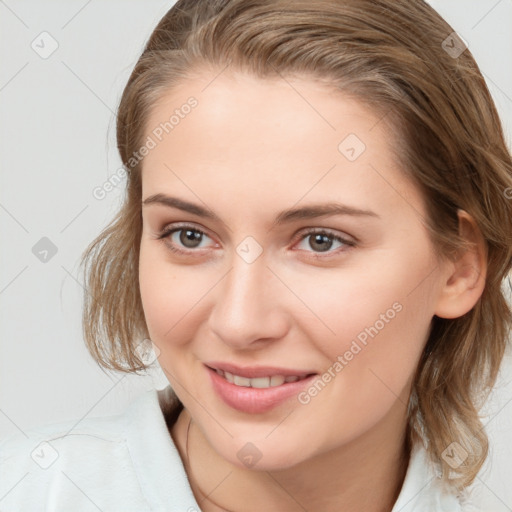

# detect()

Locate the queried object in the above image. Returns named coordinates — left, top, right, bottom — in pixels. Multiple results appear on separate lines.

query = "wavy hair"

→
left=80, top=0, right=512, bottom=491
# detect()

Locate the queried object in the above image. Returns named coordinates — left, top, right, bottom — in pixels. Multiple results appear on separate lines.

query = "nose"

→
left=207, top=248, right=290, bottom=350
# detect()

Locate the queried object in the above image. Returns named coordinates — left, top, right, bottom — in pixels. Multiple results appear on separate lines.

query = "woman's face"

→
left=138, top=70, right=449, bottom=470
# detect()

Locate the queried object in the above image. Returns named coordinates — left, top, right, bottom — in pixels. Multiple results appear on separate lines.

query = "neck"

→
left=171, top=399, right=410, bottom=512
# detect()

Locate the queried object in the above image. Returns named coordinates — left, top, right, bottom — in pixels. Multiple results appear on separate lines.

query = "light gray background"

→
left=1, top=0, right=511, bottom=509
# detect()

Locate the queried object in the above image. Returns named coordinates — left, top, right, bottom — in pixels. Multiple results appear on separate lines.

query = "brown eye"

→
left=307, top=233, right=335, bottom=252
left=178, top=228, right=204, bottom=249
left=295, top=229, right=355, bottom=256
left=157, top=224, right=215, bottom=255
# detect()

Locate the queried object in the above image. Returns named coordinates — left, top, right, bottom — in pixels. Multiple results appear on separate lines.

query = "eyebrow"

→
left=142, top=193, right=380, bottom=226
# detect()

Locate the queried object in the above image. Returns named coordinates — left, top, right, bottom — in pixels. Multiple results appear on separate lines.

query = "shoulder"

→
left=392, top=441, right=483, bottom=512
left=0, top=386, right=197, bottom=512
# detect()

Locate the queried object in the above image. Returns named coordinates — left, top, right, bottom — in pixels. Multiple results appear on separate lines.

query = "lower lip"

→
left=206, top=366, right=316, bottom=414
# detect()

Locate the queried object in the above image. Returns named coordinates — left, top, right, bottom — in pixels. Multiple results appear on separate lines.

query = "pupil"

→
left=181, top=229, right=202, bottom=247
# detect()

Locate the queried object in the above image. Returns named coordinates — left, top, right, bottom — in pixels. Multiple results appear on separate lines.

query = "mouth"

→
left=204, top=363, right=318, bottom=414
left=208, top=366, right=315, bottom=388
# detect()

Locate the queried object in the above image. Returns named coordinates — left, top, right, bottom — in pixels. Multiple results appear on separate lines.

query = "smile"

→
left=205, top=364, right=318, bottom=414
left=213, top=368, right=308, bottom=388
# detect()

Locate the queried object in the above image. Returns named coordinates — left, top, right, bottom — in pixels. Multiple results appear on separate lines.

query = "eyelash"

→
left=156, top=223, right=355, bottom=259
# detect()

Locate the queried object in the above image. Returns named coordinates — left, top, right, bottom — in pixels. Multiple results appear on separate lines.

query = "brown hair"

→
left=80, top=0, right=512, bottom=491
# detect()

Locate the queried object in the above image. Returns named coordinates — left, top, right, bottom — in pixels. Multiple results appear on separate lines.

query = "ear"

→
left=434, top=210, right=487, bottom=319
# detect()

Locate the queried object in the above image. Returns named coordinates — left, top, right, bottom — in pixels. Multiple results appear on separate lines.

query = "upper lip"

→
left=205, top=362, right=317, bottom=379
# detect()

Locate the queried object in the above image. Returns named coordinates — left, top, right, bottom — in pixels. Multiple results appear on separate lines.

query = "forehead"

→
left=145, top=70, right=384, bottom=156
left=140, top=70, right=425, bottom=222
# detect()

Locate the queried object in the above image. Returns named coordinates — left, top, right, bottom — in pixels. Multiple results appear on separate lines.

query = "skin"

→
left=138, top=69, right=486, bottom=512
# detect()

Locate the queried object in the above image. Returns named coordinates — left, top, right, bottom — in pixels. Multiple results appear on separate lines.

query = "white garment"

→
left=0, top=386, right=479, bottom=511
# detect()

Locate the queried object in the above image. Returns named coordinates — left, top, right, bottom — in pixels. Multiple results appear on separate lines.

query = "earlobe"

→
left=434, top=210, right=487, bottom=319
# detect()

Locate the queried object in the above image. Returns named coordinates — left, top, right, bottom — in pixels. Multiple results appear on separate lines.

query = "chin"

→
left=215, top=436, right=311, bottom=472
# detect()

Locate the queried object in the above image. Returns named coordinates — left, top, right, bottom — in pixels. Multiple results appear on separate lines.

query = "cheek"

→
left=138, top=242, right=188, bottom=346
left=288, top=273, right=436, bottom=451
left=290, top=246, right=438, bottom=406
left=138, top=241, right=218, bottom=354
left=282, top=252, right=435, bottom=357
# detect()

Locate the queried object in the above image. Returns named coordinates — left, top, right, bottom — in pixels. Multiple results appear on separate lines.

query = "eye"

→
left=156, top=224, right=355, bottom=258
left=294, top=228, right=355, bottom=256
left=157, top=224, right=216, bottom=255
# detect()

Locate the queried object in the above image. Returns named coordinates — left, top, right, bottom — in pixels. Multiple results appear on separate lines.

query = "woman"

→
left=1, top=0, right=511, bottom=510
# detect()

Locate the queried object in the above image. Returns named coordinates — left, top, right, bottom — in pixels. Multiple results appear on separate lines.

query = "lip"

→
left=205, top=364, right=317, bottom=414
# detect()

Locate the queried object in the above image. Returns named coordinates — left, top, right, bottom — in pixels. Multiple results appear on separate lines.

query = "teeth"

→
left=215, top=369, right=304, bottom=388
left=251, top=377, right=271, bottom=388
left=233, top=374, right=251, bottom=387
left=270, top=375, right=285, bottom=386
